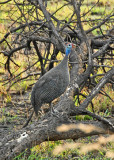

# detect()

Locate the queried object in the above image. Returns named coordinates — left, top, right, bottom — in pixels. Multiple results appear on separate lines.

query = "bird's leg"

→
left=50, top=103, right=55, bottom=113
left=50, top=103, right=60, bottom=118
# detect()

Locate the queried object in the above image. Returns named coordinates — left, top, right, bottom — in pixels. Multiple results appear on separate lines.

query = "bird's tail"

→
left=34, top=105, right=38, bottom=116
left=31, top=89, right=39, bottom=116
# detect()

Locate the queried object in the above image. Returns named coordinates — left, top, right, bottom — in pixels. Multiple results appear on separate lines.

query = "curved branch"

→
left=0, top=0, right=11, bottom=4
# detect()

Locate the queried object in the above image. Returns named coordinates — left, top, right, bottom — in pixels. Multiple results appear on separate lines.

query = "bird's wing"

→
left=34, top=73, right=62, bottom=103
left=36, top=71, right=62, bottom=88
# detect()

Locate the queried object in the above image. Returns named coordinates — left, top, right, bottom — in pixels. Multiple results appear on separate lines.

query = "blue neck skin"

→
left=65, top=48, right=71, bottom=56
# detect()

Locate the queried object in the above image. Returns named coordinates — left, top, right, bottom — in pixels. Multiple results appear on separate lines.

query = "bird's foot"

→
left=51, top=108, right=60, bottom=118
left=50, top=103, right=61, bottom=118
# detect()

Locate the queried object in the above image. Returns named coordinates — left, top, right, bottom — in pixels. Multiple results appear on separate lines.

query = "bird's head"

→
left=65, top=43, right=76, bottom=56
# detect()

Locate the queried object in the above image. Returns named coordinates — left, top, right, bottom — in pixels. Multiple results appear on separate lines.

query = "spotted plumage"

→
left=31, top=43, right=75, bottom=116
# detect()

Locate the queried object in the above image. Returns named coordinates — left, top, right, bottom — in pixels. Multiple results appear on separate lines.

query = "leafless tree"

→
left=0, top=0, right=114, bottom=159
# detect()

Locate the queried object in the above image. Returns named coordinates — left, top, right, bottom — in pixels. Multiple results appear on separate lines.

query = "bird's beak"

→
left=72, top=43, right=76, bottom=48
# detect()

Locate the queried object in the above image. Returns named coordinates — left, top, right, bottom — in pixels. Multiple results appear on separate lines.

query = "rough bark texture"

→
left=0, top=118, right=113, bottom=160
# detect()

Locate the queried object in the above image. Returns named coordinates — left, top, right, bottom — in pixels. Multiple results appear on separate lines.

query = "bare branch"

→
left=92, top=38, right=113, bottom=58
left=77, top=67, right=114, bottom=110
left=86, top=13, right=114, bottom=34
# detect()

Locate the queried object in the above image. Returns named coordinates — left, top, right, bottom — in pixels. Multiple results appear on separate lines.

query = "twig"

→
left=79, top=67, right=114, bottom=109
left=86, top=13, right=114, bottom=34
left=32, top=40, right=46, bottom=75
left=22, top=110, right=34, bottom=128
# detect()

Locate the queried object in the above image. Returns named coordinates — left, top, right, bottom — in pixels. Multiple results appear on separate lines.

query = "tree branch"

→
left=0, top=117, right=113, bottom=160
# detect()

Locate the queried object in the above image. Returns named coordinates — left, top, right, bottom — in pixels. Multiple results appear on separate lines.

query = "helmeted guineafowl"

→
left=31, top=43, right=75, bottom=116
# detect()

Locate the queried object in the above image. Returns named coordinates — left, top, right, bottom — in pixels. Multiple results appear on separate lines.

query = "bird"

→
left=31, top=43, right=75, bottom=116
